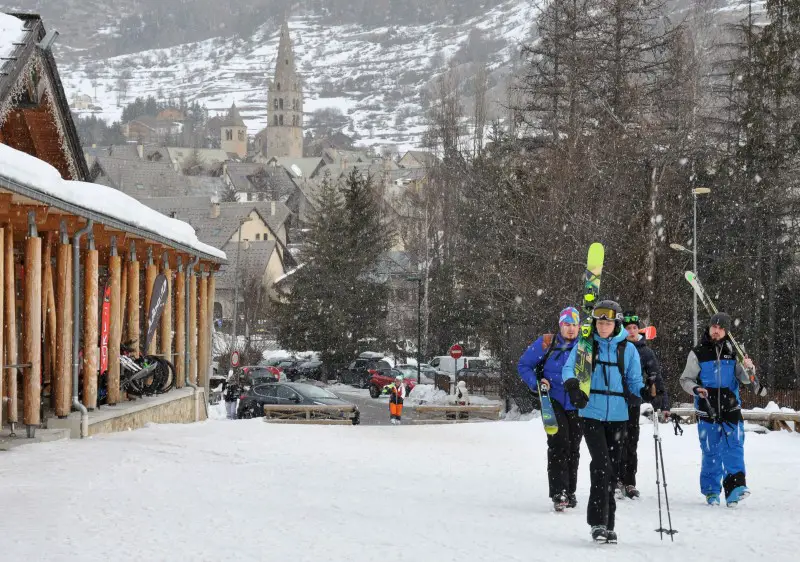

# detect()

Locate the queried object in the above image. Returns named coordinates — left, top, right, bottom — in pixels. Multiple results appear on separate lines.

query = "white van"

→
left=428, top=356, right=486, bottom=380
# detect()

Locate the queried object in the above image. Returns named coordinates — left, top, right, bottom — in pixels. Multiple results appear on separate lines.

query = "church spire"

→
left=265, top=21, right=303, bottom=159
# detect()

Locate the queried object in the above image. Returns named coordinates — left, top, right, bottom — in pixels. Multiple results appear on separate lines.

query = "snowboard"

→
left=539, top=383, right=559, bottom=435
left=684, top=271, right=762, bottom=390
left=574, top=243, right=605, bottom=396
left=642, top=325, right=657, bottom=340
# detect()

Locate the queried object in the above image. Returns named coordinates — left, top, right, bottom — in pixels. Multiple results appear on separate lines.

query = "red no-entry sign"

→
left=231, top=350, right=241, bottom=368
left=449, top=344, right=463, bottom=359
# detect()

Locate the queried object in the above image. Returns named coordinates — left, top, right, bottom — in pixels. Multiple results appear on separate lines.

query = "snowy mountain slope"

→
left=1, top=414, right=798, bottom=560
left=57, top=0, right=538, bottom=151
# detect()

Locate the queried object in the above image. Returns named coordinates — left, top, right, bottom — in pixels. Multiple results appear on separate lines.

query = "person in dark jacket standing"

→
left=680, top=312, right=763, bottom=507
left=517, top=306, right=581, bottom=511
left=224, top=371, right=242, bottom=420
left=615, top=311, right=669, bottom=500
left=561, top=300, right=645, bottom=544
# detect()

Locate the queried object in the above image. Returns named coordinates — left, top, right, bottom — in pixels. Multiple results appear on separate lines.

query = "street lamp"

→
left=406, top=275, right=422, bottom=384
left=670, top=187, right=711, bottom=346
left=231, top=216, right=253, bottom=348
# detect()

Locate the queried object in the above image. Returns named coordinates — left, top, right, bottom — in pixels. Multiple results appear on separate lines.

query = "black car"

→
left=293, top=360, right=325, bottom=381
left=339, top=357, right=391, bottom=388
left=237, top=382, right=360, bottom=424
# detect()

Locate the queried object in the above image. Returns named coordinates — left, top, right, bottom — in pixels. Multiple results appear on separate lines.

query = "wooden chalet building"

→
left=0, top=13, right=224, bottom=441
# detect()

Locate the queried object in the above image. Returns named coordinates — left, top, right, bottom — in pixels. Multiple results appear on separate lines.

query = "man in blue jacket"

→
left=679, top=312, right=764, bottom=507
left=517, top=306, right=581, bottom=511
left=562, top=300, right=645, bottom=544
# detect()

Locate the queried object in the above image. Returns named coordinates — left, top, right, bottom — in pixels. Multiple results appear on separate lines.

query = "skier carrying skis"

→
left=561, top=300, right=645, bottom=543
left=517, top=306, right=582, bottom=511
left=615, top=311, right=669, bottom=500
left=383, top=374, right=407, bottom=425
left=679, top=312, right=761, bottom=507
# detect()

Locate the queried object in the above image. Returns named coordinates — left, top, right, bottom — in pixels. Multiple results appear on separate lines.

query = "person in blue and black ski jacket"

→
left=680, top=312, right=764, bottom=508
left=615, top=311, right=670, bottom=500
left=561, top=300, right=645, bottom=544
left=517, top=307, right=581, bottom=511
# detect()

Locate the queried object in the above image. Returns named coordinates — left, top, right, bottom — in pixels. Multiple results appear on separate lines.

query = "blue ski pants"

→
left=698, top=420, right=746, bottom=498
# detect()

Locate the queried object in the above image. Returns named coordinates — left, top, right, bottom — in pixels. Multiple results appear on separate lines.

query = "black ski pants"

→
left=616, top=404, right=641, bottom=487
left=546, top=400, right=583, bottom=498
left=582, top=418, right=625, bottom=530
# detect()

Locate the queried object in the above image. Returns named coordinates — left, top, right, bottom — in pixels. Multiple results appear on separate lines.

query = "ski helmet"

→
left=591, top=300, right=623, bottom=323
left=395, top=374, right=404, bottom=383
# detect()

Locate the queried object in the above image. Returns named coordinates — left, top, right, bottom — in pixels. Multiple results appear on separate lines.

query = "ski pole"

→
left=653, top=407, right=665, bottom=540
left=657, top=431, right=677, bottom=540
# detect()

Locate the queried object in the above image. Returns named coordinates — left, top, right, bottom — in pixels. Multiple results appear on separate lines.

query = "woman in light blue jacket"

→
left=561, top=300, right=645, bottom=544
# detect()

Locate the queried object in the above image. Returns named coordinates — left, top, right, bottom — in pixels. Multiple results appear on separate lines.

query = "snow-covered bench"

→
left=262, top=405, right=359, bottom=425
left=670, top=407, right=800, bottom=432
left=412, top=404, right=503, bottom=424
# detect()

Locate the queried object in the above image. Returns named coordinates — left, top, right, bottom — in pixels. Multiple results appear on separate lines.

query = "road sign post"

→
left=449, top=344, right=463, bottom=395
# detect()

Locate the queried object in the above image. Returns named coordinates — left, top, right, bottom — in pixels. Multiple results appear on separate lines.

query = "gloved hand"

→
left=564, top=378, right=588, bottom=409
left=753, top=381, right=768, bottom=397
left=539, top=378, right=551, bottom=392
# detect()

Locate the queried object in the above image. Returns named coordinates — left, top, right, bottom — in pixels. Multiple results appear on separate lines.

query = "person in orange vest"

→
left=383, top=374, right=407, bottom=425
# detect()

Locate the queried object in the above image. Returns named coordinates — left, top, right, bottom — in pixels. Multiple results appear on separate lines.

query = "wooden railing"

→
left=413, top=404, right=503, bottom=424
left=670, top=407, right=800, bottom=433
left=262, top=404, right=359, bottom=425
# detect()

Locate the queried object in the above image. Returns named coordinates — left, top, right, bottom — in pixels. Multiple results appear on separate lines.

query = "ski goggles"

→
left=591, top=307, right=621, bottom=321
left=623, top=314, right=639, bottom=325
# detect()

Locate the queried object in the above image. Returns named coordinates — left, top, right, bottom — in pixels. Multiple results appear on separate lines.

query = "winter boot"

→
left=625, top=485, right=640, bottom=499
left=567, top=493, right=577, bottom=508
left=552, top=493, right=568, bottom=512
left=591, top=525, right=609, bottom=543
left=605, top=530, right=618, bottom=544
left=614, top=481, right=625, bottom=500
left=705, top=493, right=720, bottom=506
left=726, top=486, right=750, bottom=508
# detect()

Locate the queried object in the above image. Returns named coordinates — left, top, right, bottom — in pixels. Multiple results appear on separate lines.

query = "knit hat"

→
left=559, top=307, right=580, bottom=325
left=623, top=311, right=642, bottom=328
left=709, top=312, right=731, bottom=331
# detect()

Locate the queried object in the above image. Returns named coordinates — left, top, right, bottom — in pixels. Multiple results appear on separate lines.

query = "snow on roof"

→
left=273, top=262, right=305, bottom=284
left=0, top=143, right=226, bottom=261
left=0, top=13, right=25, bottom=60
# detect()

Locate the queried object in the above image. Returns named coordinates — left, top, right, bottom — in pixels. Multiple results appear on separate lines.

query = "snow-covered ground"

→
left=1, top=416, right=798, bottom=560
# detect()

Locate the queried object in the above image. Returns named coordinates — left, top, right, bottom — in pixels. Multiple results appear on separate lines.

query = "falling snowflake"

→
left=536, top=289, right=544, bottom=296
left=515, top=296, right=522, bottom=304
left=679, top=158, right=688, bottom=166
left=755, top=174, right=762, bottom=184
left=655, top=214, right=663, bottom=224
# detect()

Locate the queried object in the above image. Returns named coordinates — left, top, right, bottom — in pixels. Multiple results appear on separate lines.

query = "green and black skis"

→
left=684, top=271, right=763, bottom=392
left=574, top=243, right=605, bottom=397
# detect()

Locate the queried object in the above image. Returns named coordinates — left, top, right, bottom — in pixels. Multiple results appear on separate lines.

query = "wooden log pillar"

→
left=120, top=260, right=127, bottom=342
left=159, top=254, right=172, bottom=369
left=127, top=245, right=139, bottom=355
left=23, top=219, right=42, bottom=428
left=207, top=273, right=216, bottom=381
left=198, top=269, right=208, bottom=387
left=175, top=260, right=186, bottom=389
left=42, top=233, right=56, bottom=397
left=4, top=224, right=18, bottom=425
left=144, top=251, right=158, bottom=355
left=108, top=245, right=122, bottom=406
left=82, top=237, right=99, bottom=410
left=0, top=227, right=4, bottom=423
left=55, top=235, right=72, bottom=418
left=189, top=263, right=198, bottom=385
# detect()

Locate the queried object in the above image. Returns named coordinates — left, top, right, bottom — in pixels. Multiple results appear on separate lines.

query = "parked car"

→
left=429, top=356, right=486, bottom=380
left=239, top=365, right=281, bottom=387
left=339, top=357, right=391, bottom=388
left=293, top=360, right=325, bottom=381
left=395, top=364, right=437, bottom=385
left=237, top=382, right=360, bottom=424
left=368, top=369, right=418, bottom=398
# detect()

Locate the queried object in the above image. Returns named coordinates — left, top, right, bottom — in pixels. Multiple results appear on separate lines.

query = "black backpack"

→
left=591, top=340, right=630, bottom=400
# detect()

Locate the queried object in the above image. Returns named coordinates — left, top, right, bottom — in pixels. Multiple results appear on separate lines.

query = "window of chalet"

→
left=255, top=233, right=261, bottom=240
